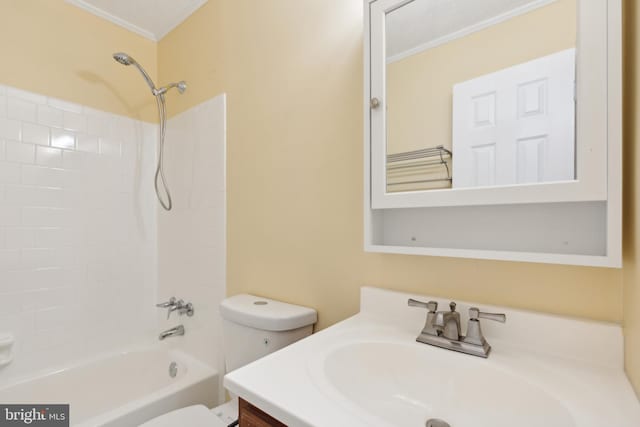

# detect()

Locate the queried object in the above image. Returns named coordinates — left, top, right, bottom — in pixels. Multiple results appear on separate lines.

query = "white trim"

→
left=387, top=0, right=558, bottom=64
left=364, top=0, right=374, bottom=253
left=66, top=0, right=157, bottom=41
left=606, top=0, right=623, bottom=268
left=65, top=0, right=207, bottom=41
left=364, top=243, right=619, bottom=268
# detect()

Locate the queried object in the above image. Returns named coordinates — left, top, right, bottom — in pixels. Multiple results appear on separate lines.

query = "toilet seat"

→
left=139, top=405, right=227, bottom=427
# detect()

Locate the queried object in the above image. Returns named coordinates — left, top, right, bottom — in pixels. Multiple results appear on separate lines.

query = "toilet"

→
left=141, top=294, right=317, bottom=426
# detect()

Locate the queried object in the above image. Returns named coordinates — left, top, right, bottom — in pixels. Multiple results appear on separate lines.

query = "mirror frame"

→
left=367, top=0, right=618, bottom=209
left=363, top=0, right=622, bottom=267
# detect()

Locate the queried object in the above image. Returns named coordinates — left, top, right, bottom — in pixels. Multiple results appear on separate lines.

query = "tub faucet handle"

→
left=156, top=297, right=179, bottom=319
left=167, top=299, right=185, bottom=319
left=156, top=297, right=177, bottom=309
left=157, top=298, right=195, bottom=320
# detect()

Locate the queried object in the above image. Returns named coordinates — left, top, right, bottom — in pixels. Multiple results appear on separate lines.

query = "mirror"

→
left=383, top=0, right=577, bottom=193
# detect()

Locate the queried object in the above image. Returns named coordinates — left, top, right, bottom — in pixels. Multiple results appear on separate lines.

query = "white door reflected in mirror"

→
left=452, top=49, right=576, bottom=188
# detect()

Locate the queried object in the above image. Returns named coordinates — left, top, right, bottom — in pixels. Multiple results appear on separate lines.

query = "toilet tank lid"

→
left=220, top=294, right=317, bottom=331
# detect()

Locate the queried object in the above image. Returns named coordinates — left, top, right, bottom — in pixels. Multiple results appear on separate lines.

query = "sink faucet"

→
left=408, top=299, right=506, bottom=358
left=159, top=325, right=185, bottom=341
left=433, top=301, right=461, bottom=341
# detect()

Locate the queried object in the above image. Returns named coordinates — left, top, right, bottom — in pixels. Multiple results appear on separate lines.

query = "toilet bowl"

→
left=140, top=294, right=317, bottom=426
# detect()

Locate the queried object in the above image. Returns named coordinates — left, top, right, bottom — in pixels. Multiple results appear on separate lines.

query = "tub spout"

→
left=159, top=325, right=184, bottom=340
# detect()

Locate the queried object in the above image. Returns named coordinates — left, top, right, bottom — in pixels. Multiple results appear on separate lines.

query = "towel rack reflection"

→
left=386, top=145, right=452, bottom=187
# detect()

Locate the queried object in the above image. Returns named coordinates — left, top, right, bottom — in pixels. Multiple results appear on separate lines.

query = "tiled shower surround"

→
left=0, top=85, right=158, bottom=383
left=158, top=94, right=227, bottom=400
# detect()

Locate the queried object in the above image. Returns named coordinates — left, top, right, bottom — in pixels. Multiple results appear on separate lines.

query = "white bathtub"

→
left=0, top=347, right=218, bottom=427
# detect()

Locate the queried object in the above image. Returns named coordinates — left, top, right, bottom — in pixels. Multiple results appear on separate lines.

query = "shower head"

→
left=112, top=52, right=158, bottom=94
left=113, top=52, right=134, bottom=66
left=113, top=52, right=187, bottom=98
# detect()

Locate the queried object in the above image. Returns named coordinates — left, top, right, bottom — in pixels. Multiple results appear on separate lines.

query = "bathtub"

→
left=0, top=346, right=218, bottom=427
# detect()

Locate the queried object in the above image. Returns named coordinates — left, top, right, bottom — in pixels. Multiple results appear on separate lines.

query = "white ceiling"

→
left=66, top=0, right=208, bottom=41
left=386, top=0, right=554, bottom=61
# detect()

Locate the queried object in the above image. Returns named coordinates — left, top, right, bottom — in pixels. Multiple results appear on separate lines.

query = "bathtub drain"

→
left=169, top=361, right=178, bottom=378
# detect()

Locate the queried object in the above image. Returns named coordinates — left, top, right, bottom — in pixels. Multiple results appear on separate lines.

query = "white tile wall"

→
left=0, top=85, right=158, bottom=384
left=158, top=94, right=226, bottom=403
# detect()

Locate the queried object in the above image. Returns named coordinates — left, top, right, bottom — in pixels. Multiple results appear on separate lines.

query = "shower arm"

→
left=154, top=82, right=187, bottom=96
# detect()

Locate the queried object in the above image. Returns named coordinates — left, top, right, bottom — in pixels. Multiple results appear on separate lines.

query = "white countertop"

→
left=224, top=287, right=640, bottom=427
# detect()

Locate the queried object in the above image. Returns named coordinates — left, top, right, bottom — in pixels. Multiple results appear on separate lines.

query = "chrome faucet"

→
left=433, top=301, right=461, bottom=340
left=159, top=325, right=185, bottom=341
left=408, top=299, right=506, bottom=358
left=156, top=297, right=195, bottom=319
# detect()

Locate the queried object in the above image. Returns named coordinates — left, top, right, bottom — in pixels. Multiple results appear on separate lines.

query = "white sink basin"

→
left=322, top=341, right=575, bottom=427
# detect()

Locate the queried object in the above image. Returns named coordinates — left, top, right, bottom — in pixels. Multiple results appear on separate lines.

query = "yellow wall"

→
left=160, top=0, right=635, bottom=392
left=0, top=0, right=157, bottom=122
left=387, top=0, right=576, bottom=155
left=623, top=0, right=640, bottom=398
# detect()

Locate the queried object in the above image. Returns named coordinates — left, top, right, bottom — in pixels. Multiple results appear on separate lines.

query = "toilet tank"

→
left=220, top=294, right=317, bottom=372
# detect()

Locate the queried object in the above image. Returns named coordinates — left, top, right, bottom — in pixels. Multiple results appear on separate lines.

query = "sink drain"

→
left=426, top=419, right=450, bottom=427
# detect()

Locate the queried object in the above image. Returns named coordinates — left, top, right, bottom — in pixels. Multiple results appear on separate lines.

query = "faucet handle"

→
left=156, top=297, right=177, bottom=309
left=408, top=299, right=438, bottom=312
left=409, top=299, right=440, bottom=337
left=468, top=307, right=506, bottom=323
left=167, top=299, right=185, bottom=319
left=464, top=307, right=506, bottom=350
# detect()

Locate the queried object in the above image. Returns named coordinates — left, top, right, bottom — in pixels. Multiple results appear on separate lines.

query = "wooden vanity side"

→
left=239, top=398, right=288, bottom=427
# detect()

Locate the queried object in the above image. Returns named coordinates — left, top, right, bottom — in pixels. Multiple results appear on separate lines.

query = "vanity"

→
left=238, top=399, right=286, bottom=427
left=226, top=287, right=640, bottom=426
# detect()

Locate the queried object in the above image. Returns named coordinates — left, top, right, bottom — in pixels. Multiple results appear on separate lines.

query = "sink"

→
left=322, top=342, right=576, bottom=427
left=226, top=288, right=640, bottom=427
